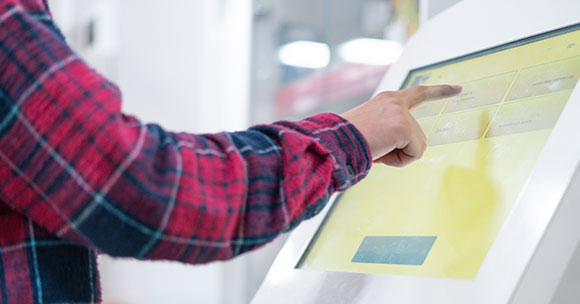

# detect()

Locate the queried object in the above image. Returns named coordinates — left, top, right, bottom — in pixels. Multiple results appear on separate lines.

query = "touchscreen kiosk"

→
left=299, top=25, right=580, bottom=280
left=253, top=0, right=580, bottom=303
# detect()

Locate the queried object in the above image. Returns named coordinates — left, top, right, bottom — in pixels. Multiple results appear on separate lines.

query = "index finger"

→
left=401, top=85, right=462, bottom=109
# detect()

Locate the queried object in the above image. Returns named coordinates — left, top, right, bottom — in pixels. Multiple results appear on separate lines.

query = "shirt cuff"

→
left=301, top=113, right=372, bottom=192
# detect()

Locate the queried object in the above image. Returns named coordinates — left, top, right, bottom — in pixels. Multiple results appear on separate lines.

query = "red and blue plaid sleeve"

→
left=0, top=0, right=371, bottom=265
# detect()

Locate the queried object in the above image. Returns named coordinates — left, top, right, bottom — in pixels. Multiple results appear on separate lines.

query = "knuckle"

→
left=392, top=97, right=406, bottom=107
left=390, top=104, right=406, bottom=116
left=376, top=91, right=409, bottom=108
left=376, top=91, right=395, bottom=101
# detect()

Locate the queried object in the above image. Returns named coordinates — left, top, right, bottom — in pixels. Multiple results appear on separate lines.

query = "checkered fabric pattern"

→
left=0, top=0, right=372, bottom=302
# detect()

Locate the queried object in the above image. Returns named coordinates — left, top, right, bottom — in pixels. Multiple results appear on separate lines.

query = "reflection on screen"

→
left=298, top=24, right=580, bottom=279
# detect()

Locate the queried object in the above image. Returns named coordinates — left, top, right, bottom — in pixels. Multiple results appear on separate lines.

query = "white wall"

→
left=117, top=1, right=209, bottom=132
left=51, top=0, right=254, bottom=303
left=116, top=0, right=252, bottom=134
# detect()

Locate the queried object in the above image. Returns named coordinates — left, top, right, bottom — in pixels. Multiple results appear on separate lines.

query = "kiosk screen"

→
left=298, top=24, right=580, bottom=279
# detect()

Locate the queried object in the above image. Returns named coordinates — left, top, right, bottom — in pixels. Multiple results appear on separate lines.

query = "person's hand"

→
left=341, top=85, right=461, bottom=167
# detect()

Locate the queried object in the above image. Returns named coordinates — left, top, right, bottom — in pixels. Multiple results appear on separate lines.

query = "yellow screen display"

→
left=299, top=24, right=580, bottom=279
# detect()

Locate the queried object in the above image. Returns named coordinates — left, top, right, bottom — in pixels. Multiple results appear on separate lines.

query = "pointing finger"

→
left=401, top=85, right=462, bottom=109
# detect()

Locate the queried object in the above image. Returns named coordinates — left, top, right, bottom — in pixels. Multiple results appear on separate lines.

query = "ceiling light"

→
left=339, top=38, right=403, bottom=66
left=278, top=41, right=331, bottom=69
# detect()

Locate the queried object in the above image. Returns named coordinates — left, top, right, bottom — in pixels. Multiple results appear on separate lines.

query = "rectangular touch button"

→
left=428, top=106, right=496, bottom=146
left=506, top=56, right=580, bottom=101
left=299, top=24, right=580, bottom=280
left=352, top=236, right=437, bottom=266
left=443, top=71, right=516, bottom=114
left=487, top=91, right=570, bottom=138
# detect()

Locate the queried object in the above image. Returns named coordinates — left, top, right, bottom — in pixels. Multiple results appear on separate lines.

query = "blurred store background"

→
left=47, top=0, right=461, bottom=303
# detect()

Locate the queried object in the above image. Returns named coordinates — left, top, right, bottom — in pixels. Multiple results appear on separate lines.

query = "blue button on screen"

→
left=352, top=236, right=437, bottom=266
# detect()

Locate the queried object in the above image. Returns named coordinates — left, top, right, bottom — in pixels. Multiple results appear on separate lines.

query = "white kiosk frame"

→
left=253, top=0, right=580, bottom=303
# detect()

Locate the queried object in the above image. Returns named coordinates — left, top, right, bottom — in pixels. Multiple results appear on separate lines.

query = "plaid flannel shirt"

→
left=0, top=0, right=371, bottom=302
